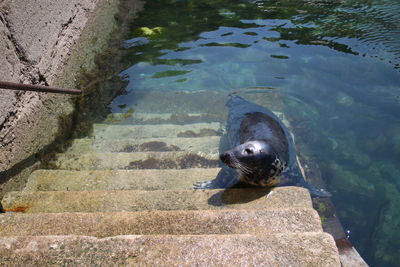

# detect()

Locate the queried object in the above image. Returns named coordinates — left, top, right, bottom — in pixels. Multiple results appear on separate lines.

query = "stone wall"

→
left=0, top=0, right=143, bottom=194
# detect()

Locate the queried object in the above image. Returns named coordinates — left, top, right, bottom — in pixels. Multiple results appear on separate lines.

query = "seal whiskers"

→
left=230, top=157, right=253, bottom=175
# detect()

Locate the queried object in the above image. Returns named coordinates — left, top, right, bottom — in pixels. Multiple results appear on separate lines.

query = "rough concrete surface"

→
left=0, top=234, right=341, bottom=266
left=0, top=0, right=95, bottom=172
left=0, top=0, right=143, bottom=175
left=2, top=186, right=312, bottom=213
left=93, top=122, right=223, bottom=139
left=52, top=151, right=220, bottom=170
left=2, top=0, right=97, bottom=76
left=23, top=168, right=222, bottom=191
left=0, top=14, right=22, bottom=127
left=0, top=208, right=322, bottom=237
left=67, top=136, right=221, bottom=154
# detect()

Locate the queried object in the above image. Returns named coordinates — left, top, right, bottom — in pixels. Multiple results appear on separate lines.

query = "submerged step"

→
left=2, top=186, right=311, bottom=213
left=64, top=136, right=221, bottom=154
left=93, top=122, right=222, bottom=139
left=0, top=208, right=322, bottom=237
left=0, top=233, right=341, bottom=266
left=52, top=151, right=220, bottom=170
left=118, top=89, right=284, bottom=115
left=103, top=112, right=224, bottom=125
left=118, top=89, right=229, bottom=114
left=24, top=168, right=221, bottom=191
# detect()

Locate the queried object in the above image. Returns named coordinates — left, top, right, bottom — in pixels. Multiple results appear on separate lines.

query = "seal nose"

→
left=219, top=152, right=230, bottom=163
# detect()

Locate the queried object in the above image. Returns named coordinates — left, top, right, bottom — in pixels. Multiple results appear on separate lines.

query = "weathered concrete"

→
left=0, top=233, right=341, bottom=266
left=114, top=88, right=284, bottom=115
left=0, top=0, right=143, bottom=181
left=51, top=151, right=220, bottom=170
left=2, top=0, right=99, bottom=77
left=93, top=122, right=222, bottom=139
left=0, top=13, right=23, bottom=126
left=66, top=136, right=221, bottom=154
left=0, top=0, right=95, bottom=172
left=24, top=168, right=221, bottom=191
left=2, top=186, right=312, bottom=213
left=336, top=238, right=369, bottom=267
left=104, top=112, right=225, bottom=124
left=0, top=208, right=322, bottom=237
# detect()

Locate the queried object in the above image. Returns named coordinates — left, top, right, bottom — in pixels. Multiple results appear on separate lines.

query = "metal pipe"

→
left=0, top=80, right=82, bottom=95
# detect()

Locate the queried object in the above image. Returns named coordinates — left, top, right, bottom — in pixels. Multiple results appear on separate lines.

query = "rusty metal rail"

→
left=0, top=80, right=82, bottom=95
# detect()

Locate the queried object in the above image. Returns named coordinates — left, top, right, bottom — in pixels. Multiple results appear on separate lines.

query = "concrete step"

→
left=64, top=136, right=221, bottom=154
left=0, top=233, right=341, bottom=266
left=24, top=168, right=221, bottom=191
left=120, top=89, right=285, bottom=115
left=122, top=89, right=230, bottom=114
left=93, top=122, right=222, bottom=139
left=2, top=186, right=311, bottom=213
left=0, top=208, right=322, bottom=237
left=103, top=112, right=224, bottom=125
left=52, top=151, right=220, bottom=170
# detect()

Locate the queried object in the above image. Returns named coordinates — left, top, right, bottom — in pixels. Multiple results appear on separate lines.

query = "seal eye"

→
left=244, top=148, right=254, bottom=155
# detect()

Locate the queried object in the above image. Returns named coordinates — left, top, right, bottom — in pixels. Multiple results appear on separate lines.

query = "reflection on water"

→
left=104, top=0, right=400, bottom=265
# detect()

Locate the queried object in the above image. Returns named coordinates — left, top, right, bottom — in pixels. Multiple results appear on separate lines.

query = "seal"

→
left=193, top=94, right=330, bottom=197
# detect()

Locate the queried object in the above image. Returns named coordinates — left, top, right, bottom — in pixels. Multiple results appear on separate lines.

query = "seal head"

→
left=220, top=140, right=285, bottom=187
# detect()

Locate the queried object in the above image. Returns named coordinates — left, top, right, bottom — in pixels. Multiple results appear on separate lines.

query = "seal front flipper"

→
left=193, top=167, right=240, bottom=189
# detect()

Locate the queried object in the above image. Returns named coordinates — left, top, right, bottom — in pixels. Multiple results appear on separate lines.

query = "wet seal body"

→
left=194, top=95, right=329, bottom=197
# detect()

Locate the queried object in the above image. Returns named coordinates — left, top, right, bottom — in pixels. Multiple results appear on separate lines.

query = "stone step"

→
left=52, top=151, right=220, bottom=170
left=120, top=89, right=284, bottom=115
left=103, top=112, right=224, bottom=125
left=122, top=89, right=230, bottom=114
left=64, top=136, right=222, bottom=154
left=0, top=233, right=341, bottom=266
left=24, top=168, right=221, bottom=191
left=0, top=208, right=322, bottom=237
left=93, top=122, right=222, bottom=139
left=2, top=186, right=311, bottom=213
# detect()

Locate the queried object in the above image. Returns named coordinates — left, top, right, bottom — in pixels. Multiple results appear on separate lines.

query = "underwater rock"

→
left=327, top=137, right=338, bottom=150
left=364, top=134, right=387, bottom=153
left=352, top=153, right=371, bottom=167
left=370, top=184, right=400, bottom=266
left=338, top=146, right=371, bottom=167
left=329, top=162, right=375, bottom=196
left=372, top=161, right=400, bottom=186
left=336, top=92, right=354, bottom=107
left=366, top=165, right=383, bottom=183
left=389, top=126, right=400, bottom=157
left=328, top=133, right=371, bottom=167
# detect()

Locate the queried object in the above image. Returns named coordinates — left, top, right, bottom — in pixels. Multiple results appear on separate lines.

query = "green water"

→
left=101, top=0, right=400, bottom=265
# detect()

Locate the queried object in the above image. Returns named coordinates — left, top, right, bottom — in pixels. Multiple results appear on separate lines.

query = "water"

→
left=96, top=0, right=400, bottom=265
